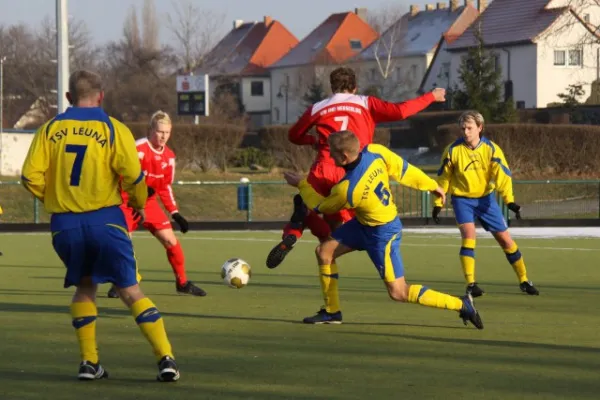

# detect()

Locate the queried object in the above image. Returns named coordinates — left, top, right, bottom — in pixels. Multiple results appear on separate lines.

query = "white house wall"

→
left=0, top=132, right=35, bottom=176
left=270, top=66, right=316, bottom=124
left=241, top=77, right=271, bottom=112
left=449, top=44, right=538, bottom=107
left=536, top=11, right=600, bottom=107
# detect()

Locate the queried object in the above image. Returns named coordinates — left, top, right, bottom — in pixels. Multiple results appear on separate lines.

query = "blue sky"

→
left=0, top=0, right=438, bottom=45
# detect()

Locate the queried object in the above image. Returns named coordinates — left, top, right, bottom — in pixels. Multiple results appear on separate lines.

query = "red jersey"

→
left=121, top=138, right=179, bottom=214
left=288, top=92, right=435, bottom=164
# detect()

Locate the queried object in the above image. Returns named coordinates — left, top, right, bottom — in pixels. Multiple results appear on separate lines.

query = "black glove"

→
left=147, top=187, right=155, bottom=197
left=507, top=202, right=521, bottom=219
left=432, top=206, right=442, bottom=224
left=172, top=212, right=189, bottom=233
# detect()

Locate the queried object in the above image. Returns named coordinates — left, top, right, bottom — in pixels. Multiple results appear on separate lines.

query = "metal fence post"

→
left=33, top=197, right=40, bottom=223
left=247, top=183, right=253, bottom=222
left=421, top=191, right=430, bottom=218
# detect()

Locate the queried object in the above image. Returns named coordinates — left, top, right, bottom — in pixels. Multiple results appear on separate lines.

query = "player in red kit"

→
left=266, top=67, right=446, bottom=269
left=107, top=111, right=206, bottom=298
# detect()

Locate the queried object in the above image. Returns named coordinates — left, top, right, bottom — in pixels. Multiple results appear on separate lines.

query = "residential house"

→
left=353, top=1, right=479, bottom=102
left=446, top=0, right=600, bottom=108
left=269, top=8, right=378, bottom=124
left=420, top=0, right=482, bottom=94
left=194, top=16, right=298, bottom=127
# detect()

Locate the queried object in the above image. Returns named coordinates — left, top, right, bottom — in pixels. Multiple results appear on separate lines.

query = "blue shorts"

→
left=332, top=217, right=403, bottom=282
left=51, top=206, right=138, bottom=288
left=451, top=193, right=508, bottom=233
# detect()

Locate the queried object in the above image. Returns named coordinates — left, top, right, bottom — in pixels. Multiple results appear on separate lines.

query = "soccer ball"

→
left=221, top=258, right=251, bottom=288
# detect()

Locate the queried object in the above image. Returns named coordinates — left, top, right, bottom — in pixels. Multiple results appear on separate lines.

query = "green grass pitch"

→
left=1, top=230, right=599, bottom=399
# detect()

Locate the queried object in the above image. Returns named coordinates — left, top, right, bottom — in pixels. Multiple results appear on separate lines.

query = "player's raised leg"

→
left=370, top=231, right=483, bottom=329
left=477, top=195, right=539, bottom=295
left=116, top=283, right=180, bottom=381
left=303, top=237, right=354, bottom=324
left=153, top=227, right=206, bottom=296
left=493, top=230, right=539, bottom=295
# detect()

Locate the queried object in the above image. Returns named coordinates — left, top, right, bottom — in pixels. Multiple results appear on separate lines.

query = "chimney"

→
left=354, top=7, right=368, bottom=22
left=437, top=2, right=447, bottom=9
left=450, top=0, right=460, bottom=11
left=263, top=16, right=273, bottom=26
left=233, top=19, right=244, bottom=29
left=409, top=5, right=419, bottom=16
left=478, top=0, right=488, bottom=12
left=425, top=4, right=435, bottom=11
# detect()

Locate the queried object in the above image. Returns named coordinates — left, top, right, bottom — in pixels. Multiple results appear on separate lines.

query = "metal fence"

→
left=2, top=179, right=599, bottom=223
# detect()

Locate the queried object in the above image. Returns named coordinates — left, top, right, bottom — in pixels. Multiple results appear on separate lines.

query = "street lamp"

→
left=0, top=56, right=6, bottom=132
left=277, top=83, right=289, bottom=124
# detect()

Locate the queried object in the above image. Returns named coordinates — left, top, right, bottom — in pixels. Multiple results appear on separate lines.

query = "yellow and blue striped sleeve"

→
left=368, top=144, right=439, bottom=192
left=21, top=121, right=51, bottom=201
left=434, top=145, right=453, bottom=207
left=490, top=144, right=515, bottom=204
left=110, top=118, right=148, bottom=210
left=298, top=179, right=349, bottom=214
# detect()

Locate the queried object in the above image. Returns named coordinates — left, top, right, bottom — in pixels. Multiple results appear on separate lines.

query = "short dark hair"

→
left=330, top=67, right=357, bottom=93
left=68, top=70, right=103, bottom=105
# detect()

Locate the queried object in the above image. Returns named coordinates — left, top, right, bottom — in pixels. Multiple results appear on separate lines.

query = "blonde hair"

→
left=68, top=70, right=103, bottom=104
left=149, top=110, right=172, bottom=130
left=458, top=110, right=485, bottom=127
left=328, top=130, right=360, bottom=155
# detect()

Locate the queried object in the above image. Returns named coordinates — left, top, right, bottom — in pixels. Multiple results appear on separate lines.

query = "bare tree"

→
left=166, top=0, right=226, bottom=72
left=101, top=0, right=178, bottom=121
left=543, top=0, right=600, bottom=46
left=0, top=17, right=99, bottom=127
left=359, top=4, right=410, bottom=100
left=367, top=4, right=408, bottom=81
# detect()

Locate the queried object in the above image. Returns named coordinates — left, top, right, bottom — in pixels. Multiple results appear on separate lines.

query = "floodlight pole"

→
left=56, top=0, right=69, bottom=114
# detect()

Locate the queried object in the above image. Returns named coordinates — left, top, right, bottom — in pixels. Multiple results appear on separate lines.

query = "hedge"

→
left=126, top=122, right=246, bottom=171
left=258, top=125, right=391, bottom=171
left=436, top=123, right=600, bottom=177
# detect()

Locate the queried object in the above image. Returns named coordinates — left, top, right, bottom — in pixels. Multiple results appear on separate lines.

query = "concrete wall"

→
left=0, top=130, right=34, bottom=177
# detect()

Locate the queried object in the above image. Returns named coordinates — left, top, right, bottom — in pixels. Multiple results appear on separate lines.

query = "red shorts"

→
left=307, top=162, right=354, bottom=223
left=121, top=197, right=172, bottom=234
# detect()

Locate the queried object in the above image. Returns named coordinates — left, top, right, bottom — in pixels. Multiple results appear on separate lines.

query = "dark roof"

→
left=447, top=0, right=566, bottom=50
left=357, top=6, right=472, bottom=60
left=196, top=19, right=298, bottom=76
left=271, top=12, right=378, bottom=68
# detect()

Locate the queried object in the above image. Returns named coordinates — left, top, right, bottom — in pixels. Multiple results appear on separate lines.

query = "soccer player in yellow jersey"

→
left=284, top=130, right=484, bottom=329
left=21, top=70, right=180, bottom=382
left=433, top=110, right=539, bottom=297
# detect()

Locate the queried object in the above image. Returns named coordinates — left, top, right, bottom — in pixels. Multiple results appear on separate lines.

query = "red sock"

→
left=166, top=242, right=187, bottom=286
left=304, top=211, right=331, bottom=242
left=283, top=223, right=304, bottom=240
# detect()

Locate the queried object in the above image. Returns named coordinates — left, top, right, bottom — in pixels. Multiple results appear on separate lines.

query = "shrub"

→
left=126, top=122, right=246, bottom=171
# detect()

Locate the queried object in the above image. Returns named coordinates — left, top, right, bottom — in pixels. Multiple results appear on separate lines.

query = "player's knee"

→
left=388, top=289, right=408, bottom=302
left=315, top=244, right=332, bottom=263
left=116, top=284, right=145, bottom=307
left=387, top=284, right=409, bottom=302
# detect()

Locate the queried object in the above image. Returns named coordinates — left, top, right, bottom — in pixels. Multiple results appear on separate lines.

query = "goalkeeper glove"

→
left=172, top=213, right=189, bottom=233
left=507, top=202, right=521, bottom=219
left=432, top=206, right=442, bottom=224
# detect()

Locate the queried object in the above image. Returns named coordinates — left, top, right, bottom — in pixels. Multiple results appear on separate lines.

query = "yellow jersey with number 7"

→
left=21, top=107, right=147, bottom=214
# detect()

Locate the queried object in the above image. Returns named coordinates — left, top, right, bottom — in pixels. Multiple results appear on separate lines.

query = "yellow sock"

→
left=504, top=242, right=528, bottom=282
left=319, top=263, right=340, bottom=313
left=131, top=297, right=174, bottom=361
left=70, top=302, right=99, bottom=364
left=408, top=284, right=463, bottom=311
left=459, top=238, right=476, bottom=284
